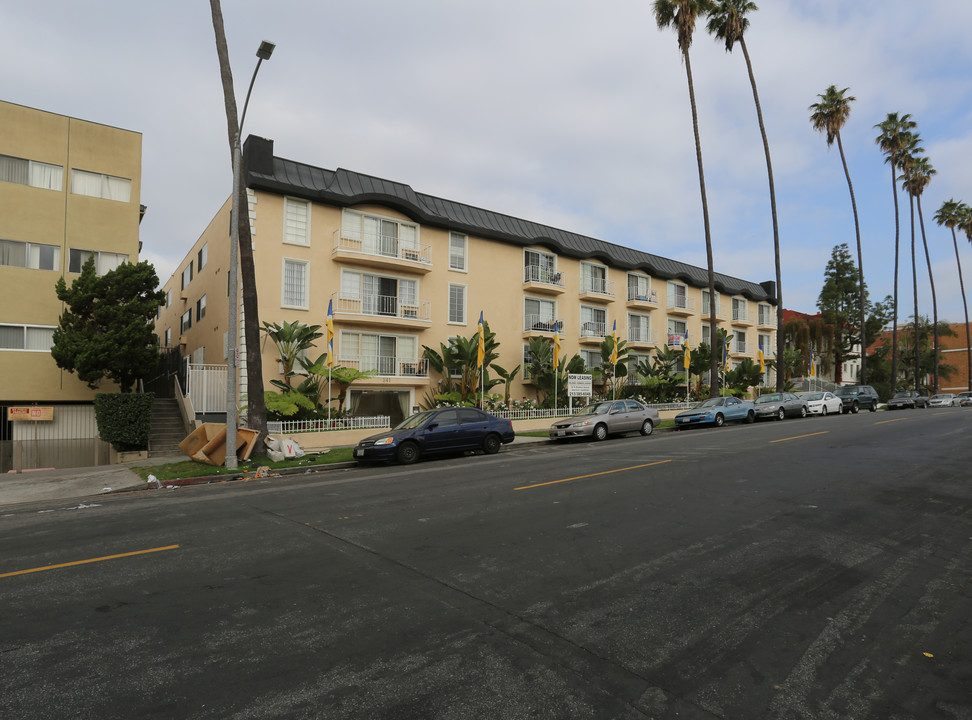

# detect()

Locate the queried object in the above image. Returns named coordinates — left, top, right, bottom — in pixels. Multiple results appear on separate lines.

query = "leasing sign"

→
left=6, top=406, right=54, bottom=422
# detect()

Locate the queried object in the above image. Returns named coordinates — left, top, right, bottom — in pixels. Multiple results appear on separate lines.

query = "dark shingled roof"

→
left=243, top=135, right=776, bottom=303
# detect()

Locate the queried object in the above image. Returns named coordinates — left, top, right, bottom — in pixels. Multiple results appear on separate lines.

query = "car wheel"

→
left=745, top=410, right=755, bottom=424
left=777, top=407, right=785, bottom=421
left=396, top=441, right=420, bottom=465
left=837, top=403, right=843, bottom=415
left=593, top=423, right=608, bottom=441
left=800, top=406, right=808, bottom=418
left=869, top=403, right=877, bottom=412
left=714, top=413, right=725, bottom=428
left=852, top=401, right=859, bottom=414
left=822, top=405, right=828, bottom=416
left=482, top=433, right=501, bottom=455
left=640, top=419, right=654, bottom=436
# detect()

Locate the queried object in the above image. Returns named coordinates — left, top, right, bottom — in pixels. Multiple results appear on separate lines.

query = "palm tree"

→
left=705, top=0, right=783, bottom=391
left=874, top=112, right=918, bottom=394
left=809, top=86, right=867, bottom=385
left=897, top=132, right=924, bottom=390
left=261, top=320, right=323, bottom=388
left=654, top=0, right=719, bottom=396
left=209, top=0, right=268, bottom=440
left=902, top=155, right=939, bottom=390
left=934, top=199, right=972, bottom=391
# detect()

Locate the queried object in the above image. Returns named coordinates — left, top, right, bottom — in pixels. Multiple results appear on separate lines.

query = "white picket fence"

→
left=267, top=416, right=391, bottom=434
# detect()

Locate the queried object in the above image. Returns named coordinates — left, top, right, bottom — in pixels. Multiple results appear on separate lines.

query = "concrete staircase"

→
left=149, top=398, right=190, bottom=456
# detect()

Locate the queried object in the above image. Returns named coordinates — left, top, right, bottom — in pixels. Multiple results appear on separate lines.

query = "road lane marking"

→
left=0, top=544, right=179, bottom=579
left=514, top=459, right=672, bottom=490
left=875, top=417, right=908, bottom=425
left=769, top=431, right=829, bottom=444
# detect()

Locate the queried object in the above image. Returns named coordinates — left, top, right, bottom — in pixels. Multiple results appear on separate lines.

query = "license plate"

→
left=556, top=431, right=565, bottom=437
left=355, top=449, right=364, bottom=457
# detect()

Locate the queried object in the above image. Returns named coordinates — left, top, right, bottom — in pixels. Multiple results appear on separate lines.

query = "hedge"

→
left=94, top=392, right=155, bottom=451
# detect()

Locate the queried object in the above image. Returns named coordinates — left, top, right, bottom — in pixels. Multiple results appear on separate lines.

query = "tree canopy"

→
left=52, top=258, right=165, bottom=392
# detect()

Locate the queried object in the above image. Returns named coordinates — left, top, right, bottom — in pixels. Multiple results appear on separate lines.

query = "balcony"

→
left=332, top=292, right=431, bottom=329
left=579, top=320, right=607, bottom=343
left=733, top=341, right=749, bottom=355
left=523, top=265, right=566, bottom=294
left=626, top=327, right=656, bottom=347
left=757, top=311, right=775, bottom=329
left=332, top=229, right=432, bottom=274
left=626, top=288, right=659, bottom=310
left=579, top=277, right=615, bottom=302
left=667, top=294, right=696, bottom=316
left=523, top=315, right=564, bottom=337
left=731, top=306, right=754, bottom=326
left=338, top=355, right=430, bottom=385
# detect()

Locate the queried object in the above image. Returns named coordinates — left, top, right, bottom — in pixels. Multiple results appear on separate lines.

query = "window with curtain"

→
left=449, top=232, right=467, bottom=271
left=284, top=197, right=310, bottom=246
left=181, top=263, right=193, bottom=289
left=181, top=311, right=192, bottom=334
left=70, top=169, right=132, bottom=202
left=0, top=324, right=54, bottom=351
left=282, top=258, right=308, bottom=308
left=0, top=154, right=63, bottom=190
left=1, top=239, right=59, bottom=270
left=448, top=284, right=466, bottom=324
left=628, top=273, right=650, bottom=301
left=628, top=313, right=650, bottom=343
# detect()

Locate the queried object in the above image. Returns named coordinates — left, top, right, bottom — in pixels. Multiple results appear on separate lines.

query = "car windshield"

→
left=575, top=402, right=613, bottom=416
left=930, top=394, right=950, bottom=400
left=836, top=388, right=858, bottom=396
left=697, top=397, right=725, bottom=409
left=394, top=410, right=437, bottom=430
left=803, top=392, right=823, bottom=400
left=755, top=394, right=782, bottom=404
left=892, top=392, right=911, bottom=398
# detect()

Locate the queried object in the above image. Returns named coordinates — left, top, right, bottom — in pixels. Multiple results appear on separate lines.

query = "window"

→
left=197, top=243, right=208, bottom=272
left=0, top=324, right=55, bottom=351
left=581, top=262, right=609, bottom=294
left=180, top=310, right=192, bottom=334
left=758, top=304, right=772, bottom=326
left=702, top=289, right=720, bottom=315
left=668, top=281, right=688, bottom=310
left=524, top=296, right=557, bottom=331
left=732, top=297, right=748, bottom=322
left=449, top=232, right=467, bottom=271
left=734, top=330, right=747, bottom=354
left=448, top=283, right=466, bottom=324
left=627, top=273, right=652, bottom=301
left=340, top=269, right=419, bottom=318
left=282, top=258, right=309, bottom=309
left=758, top=333, right=771, bottom=354
left=284, top=197, right=310, bottom=246
left=580, top=348, right=601, bottom=371
left=69, top=249, right=128, bottom=275
left=0, top=154, right=63, bottom=190
left=164, top=328, right=172, bottom=347
left=196, top=294, right=207, bottom=322
left=340, top=330, right=418, bottom=376
left=0, top=239, right=60, bottom=270
left=341, top=210, right=419, bottom=259
left=580, top=305, right=606, bottom=337
left=524, top=249, right=558, bottom=284
left=628, top=313, right=651, bottom=343
left=165, top=289, right=171, bottom=308
left=70, top=169, right=131, bottom=202
left=668, top=318, right=687, bottom=345
left=181, top=263, right=193, bottom=290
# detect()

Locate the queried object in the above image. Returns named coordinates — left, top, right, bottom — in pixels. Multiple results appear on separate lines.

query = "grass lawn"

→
left=131, top=448, right=355, bottom=482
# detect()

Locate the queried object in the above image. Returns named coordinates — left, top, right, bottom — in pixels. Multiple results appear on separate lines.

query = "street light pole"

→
left=225, top=39, right=274, bottom=470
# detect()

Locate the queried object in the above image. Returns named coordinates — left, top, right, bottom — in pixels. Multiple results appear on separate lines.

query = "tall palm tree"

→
left=654, top=0, right=719, bottom=396
left=809, top=86, right=867, bottom=384
left=705, top=0, right=783, bottom=390
left=902, top=154, right=939, bottom=390
left=897, top=132, right=924, bottom=389
left=874, top=112, right=918, bottom=394
left=935, top=199, right=972, bottom=391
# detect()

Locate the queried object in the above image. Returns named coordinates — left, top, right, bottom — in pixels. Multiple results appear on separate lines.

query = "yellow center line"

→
left=932, top=411, right=952, bottom=415
left=876, top=417, right=907, bottom=425
left=770, top=431, right=829, bottom=444
left=515, top=459, right=672, bottom=490
left=0, top=544, right=180, bottom=579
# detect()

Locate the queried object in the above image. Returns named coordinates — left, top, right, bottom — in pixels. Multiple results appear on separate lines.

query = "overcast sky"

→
left=5, top=1, right=972, bottom=324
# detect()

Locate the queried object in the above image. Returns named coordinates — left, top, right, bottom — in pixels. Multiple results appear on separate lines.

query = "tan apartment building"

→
left=1, top=101, right=143, bottom=465
left=157, top=135, right=777, bottom=426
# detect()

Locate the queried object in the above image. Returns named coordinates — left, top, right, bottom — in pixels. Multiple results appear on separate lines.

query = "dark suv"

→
left=834, top=385, right=880, bottom=413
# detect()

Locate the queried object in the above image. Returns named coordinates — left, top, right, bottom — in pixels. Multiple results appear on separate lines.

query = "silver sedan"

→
left=797, top=391, right=843, bottom=415
left=549, top=400, right=660, bottom=441
left=754, top=392, right=809, bottom=420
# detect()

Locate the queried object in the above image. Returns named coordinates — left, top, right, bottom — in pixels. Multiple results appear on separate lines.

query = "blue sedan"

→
left=354, top=407, right=515, bottom=464
left=674, top=396, right=756, bottom=429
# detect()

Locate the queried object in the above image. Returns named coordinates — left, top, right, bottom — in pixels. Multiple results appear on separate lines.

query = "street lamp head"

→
left=256, top=40, right=275, bottom=60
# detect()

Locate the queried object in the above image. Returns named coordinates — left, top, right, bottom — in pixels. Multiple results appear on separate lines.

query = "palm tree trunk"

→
left=682, top=48, right=718, bottom=397
left=835, top=132, right=867, bottom=384
left=950, top=227, right=972, bottom=390
left=890, top=160, right=901, bottom=394
left=739, top=38, right=783, bottom=391
left=916, top=197, right=939, bottom=391
left=910, top=194, right=919, bottom=389
left=209, top=0, right=267, bottom=439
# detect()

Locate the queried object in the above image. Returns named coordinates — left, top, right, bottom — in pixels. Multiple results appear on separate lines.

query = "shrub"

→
left=94, top=392, right=155, bottom=451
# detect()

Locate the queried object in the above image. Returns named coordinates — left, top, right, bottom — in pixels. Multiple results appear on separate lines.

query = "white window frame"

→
left=283, top=196, right=311, bottom=247
left=0, top=323, right=56, bottom=352
left=281, top=258, right=310, bottom=310
left=164, top=328, right=172, bottom=347
left=627, top=273, right=652, bottom=301
left=0, top=238, right=60, bottom=271
left=580, top=348, right=601, bottom=372
left=69, top=248, right=128, bottom=275
left=449, top=232, right=468, bottom=272
left=627, top=312, right=651, bottom=343
left=758, top=303, right=772, bottom=326
left=668, top=281, right=688, bottom=309
left=668, top=318, right=688, bottom=345
left=0, top=154, right=64, bottom=191
left=523, top=295, right=557, bottom=331
left=70, top=169, right=131, bottom=202
left=448, top=283, right=467, bottom=325
left=581, top=261, right=609, bottom=294
left=341, top=209, right=420, bottom=258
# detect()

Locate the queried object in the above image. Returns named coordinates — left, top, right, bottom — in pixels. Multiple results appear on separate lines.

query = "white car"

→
left=797, top=391, right=843, bottom=416
left=928, top=393, right=957, bottom=407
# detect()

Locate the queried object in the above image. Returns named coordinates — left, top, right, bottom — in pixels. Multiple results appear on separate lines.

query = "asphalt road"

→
left=2, top=409, right=971, bottom=719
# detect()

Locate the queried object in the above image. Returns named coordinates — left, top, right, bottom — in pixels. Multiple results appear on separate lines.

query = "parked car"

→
left=928, top=393, right=957, bottom=408
left=674, top=396, right=755, bottom=429
left=354, top=407, right=514, bottom=464
left=957, top=391, right=972, bottom=407
left=886, top=390, right=929, bottom=410
left=549, top=399, right=660, bottom=441
left=754, top=392, right=808, bottom=420
left=834, top=385, right=880, bottom=413
left=796, top=391, right=843, bottom=416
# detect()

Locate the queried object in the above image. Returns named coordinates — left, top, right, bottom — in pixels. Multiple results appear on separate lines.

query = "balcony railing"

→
left=758, top=311, right=774, bottom=326
left=339, top=355, right=430, bottom=378
left=333, top=293, right=431, bottom=322
left=581, top=277, right=615, bottom=297
left=627, top=288, right=659, bottom=303
left=667, top=294, right=696, bottom=312
left=333, top=229, right=432, bottom=265
left=580, top=321, right=607, bottom=339
left=523, top=314, right=563, bottom=333
left=523, top=265, right=565, bottom=288
left=702, top=299, right=723, bottom=317
left=732, top=306, right=749, bottom=322
left=627, top=327, right=655, bottom=344
left=734, top=341, right=747, bottom=354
